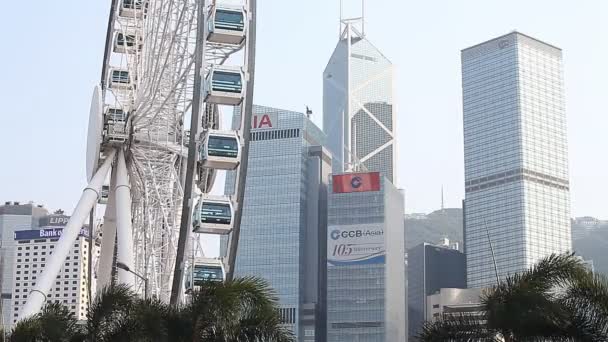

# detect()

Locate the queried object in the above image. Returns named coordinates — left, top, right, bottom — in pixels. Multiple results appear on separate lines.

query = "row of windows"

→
left=279, top=307, right=297, bottom=324
left=250, top=129, right=300, bottom=141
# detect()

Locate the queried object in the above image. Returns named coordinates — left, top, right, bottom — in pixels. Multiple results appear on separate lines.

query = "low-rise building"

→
left=10, top=227, right=98, bottom=325
left=426, top=288, right=485, bottom=322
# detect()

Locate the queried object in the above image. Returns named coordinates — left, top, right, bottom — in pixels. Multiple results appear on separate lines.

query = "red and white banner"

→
left=332, top=172, right=381, bottom=193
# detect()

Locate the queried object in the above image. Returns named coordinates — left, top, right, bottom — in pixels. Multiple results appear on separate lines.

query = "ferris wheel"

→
left=20, top=0, right=256, bottom=317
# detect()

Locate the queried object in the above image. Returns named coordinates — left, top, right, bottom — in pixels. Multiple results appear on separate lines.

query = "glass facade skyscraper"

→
left=323, top=24, right=396, bottom=183
left=223, top=105, right=331, bottom=341
left=326, top=173, right=406, bottom=341
left=462, top=32, right=571, bottom=288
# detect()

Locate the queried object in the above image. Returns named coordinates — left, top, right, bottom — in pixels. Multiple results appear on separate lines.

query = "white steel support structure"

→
left=115, top=149, right=135, bottom=287
left=20, top=0, right=256, bottom=319
left=20, top=0, right=255, bottom=318
left=97, top=168, right=117, bottom=291
left=21, top=149, right=117, bottom=318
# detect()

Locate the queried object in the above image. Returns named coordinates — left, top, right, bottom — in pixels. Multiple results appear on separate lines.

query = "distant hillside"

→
left=572, top=222, right=608, bottom=275
left=405, top=208, right=463, bottom=250
left=574, top=234, right=608, bottom=274
left=404, top=210, right=608, bottom=275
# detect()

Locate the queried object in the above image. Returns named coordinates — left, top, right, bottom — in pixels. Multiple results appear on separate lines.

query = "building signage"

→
left=46, top=215, right=70, bottom=226
left=14, top=228, right=89, bottom=241
left=332, top=172, right=381, bottom=193
left=327, top=224, right=385, bottom=266
left=251, top=113, right=278, bottom=130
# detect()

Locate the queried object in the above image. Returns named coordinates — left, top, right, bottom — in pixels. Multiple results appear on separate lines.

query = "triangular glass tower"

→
left=323, top=20, right=396, bottom=183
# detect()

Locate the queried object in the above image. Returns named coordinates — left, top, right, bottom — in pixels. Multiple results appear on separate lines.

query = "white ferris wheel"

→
left=21, top=0, right=257, bottom=317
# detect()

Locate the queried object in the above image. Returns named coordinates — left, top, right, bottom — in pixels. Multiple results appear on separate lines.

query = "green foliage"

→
left=9, top=277, right=294, bottom=342
left=418, top=253, right=608, bottom=342
left=10, top=302, right=84, bottom=342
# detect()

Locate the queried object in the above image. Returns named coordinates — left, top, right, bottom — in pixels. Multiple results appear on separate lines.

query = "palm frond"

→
left=86, top=284, right=136, bottom=341
left=10, top=315, right=42, bottom=342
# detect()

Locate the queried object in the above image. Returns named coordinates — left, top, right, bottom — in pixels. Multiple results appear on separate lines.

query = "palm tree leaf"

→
left=86, top=284, right=137, bottom=341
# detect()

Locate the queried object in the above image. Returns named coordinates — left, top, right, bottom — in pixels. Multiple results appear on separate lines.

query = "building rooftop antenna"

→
left=441, top=185, right=445, bottom=211
left=339, top=0, right=366, bottom=38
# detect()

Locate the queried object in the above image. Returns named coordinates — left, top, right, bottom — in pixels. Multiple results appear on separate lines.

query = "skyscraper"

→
left=323, top=21, right=396, bottom=183
left=326, top=172, right=406, bottom=341
left=223, top=105, right=331, bottom=341
left=462, top=32, right=571, bottom=288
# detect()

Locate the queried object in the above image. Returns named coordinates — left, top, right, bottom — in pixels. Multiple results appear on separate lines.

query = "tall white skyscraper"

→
left=462, top=32, right=571, bottom=288
left=323, top=20, right=396, bottom=183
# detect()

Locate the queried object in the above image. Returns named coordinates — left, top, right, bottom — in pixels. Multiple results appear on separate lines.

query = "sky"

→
left=0, top=0, right=606, bottom=219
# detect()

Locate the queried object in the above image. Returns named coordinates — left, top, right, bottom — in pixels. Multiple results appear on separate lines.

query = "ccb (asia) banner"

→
left=327, top=224, right=385, bottom=267
left=332, top=172, right=381, bottom=193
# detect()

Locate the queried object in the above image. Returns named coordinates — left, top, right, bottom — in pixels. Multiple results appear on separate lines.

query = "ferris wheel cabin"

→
left=104, top=108, right=129, bottom=143
left=114, top=33, right=142, bottom=54
left=207, top=7, right=246, bottom=45
left=109, top=69, right=134, bottom=90
left=182, top=130, right=191, bottom=147
left=99, top=185, right=110, bottom=204
left=200, top=130, right=241, bottom=170
left=186, top=258, right=224, bottom=291
left=203, top=66, right=244, bottom=105
left=192, top=196, right=234, bottom=235
left=119, top=0, right=147, bottom=18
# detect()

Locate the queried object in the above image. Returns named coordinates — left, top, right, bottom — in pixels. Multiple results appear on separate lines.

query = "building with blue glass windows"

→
left=223, top=105, right=331, bottom=341
left=462, top=32, right=572, bottom=288
left=326, top=172, right=406, bottom=341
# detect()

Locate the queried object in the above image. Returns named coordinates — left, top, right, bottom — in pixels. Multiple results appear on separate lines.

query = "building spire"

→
left=441, top=185, right=445, bottom=211
left=339, top=0, right=366, bottom=38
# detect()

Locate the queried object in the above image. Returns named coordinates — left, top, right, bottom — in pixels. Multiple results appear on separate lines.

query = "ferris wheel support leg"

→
left=20, top=149, right=117, bottom=320
left=115, top=148, right=136, bottom=287
left=96, top=166, right=118, bottom=292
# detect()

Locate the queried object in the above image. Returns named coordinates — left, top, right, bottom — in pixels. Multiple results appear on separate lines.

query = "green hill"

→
left=405, top=208, right=463, bottom=250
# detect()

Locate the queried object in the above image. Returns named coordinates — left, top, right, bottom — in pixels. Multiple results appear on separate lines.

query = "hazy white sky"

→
left=0, top=0, right=606, bottom=218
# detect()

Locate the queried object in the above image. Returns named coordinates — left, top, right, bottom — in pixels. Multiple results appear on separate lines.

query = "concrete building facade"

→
left=0, top=202, right=48, bottom=330
left=326, top=172, right=406, bottom=341
left=10, top=227, right=97, bottom=325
